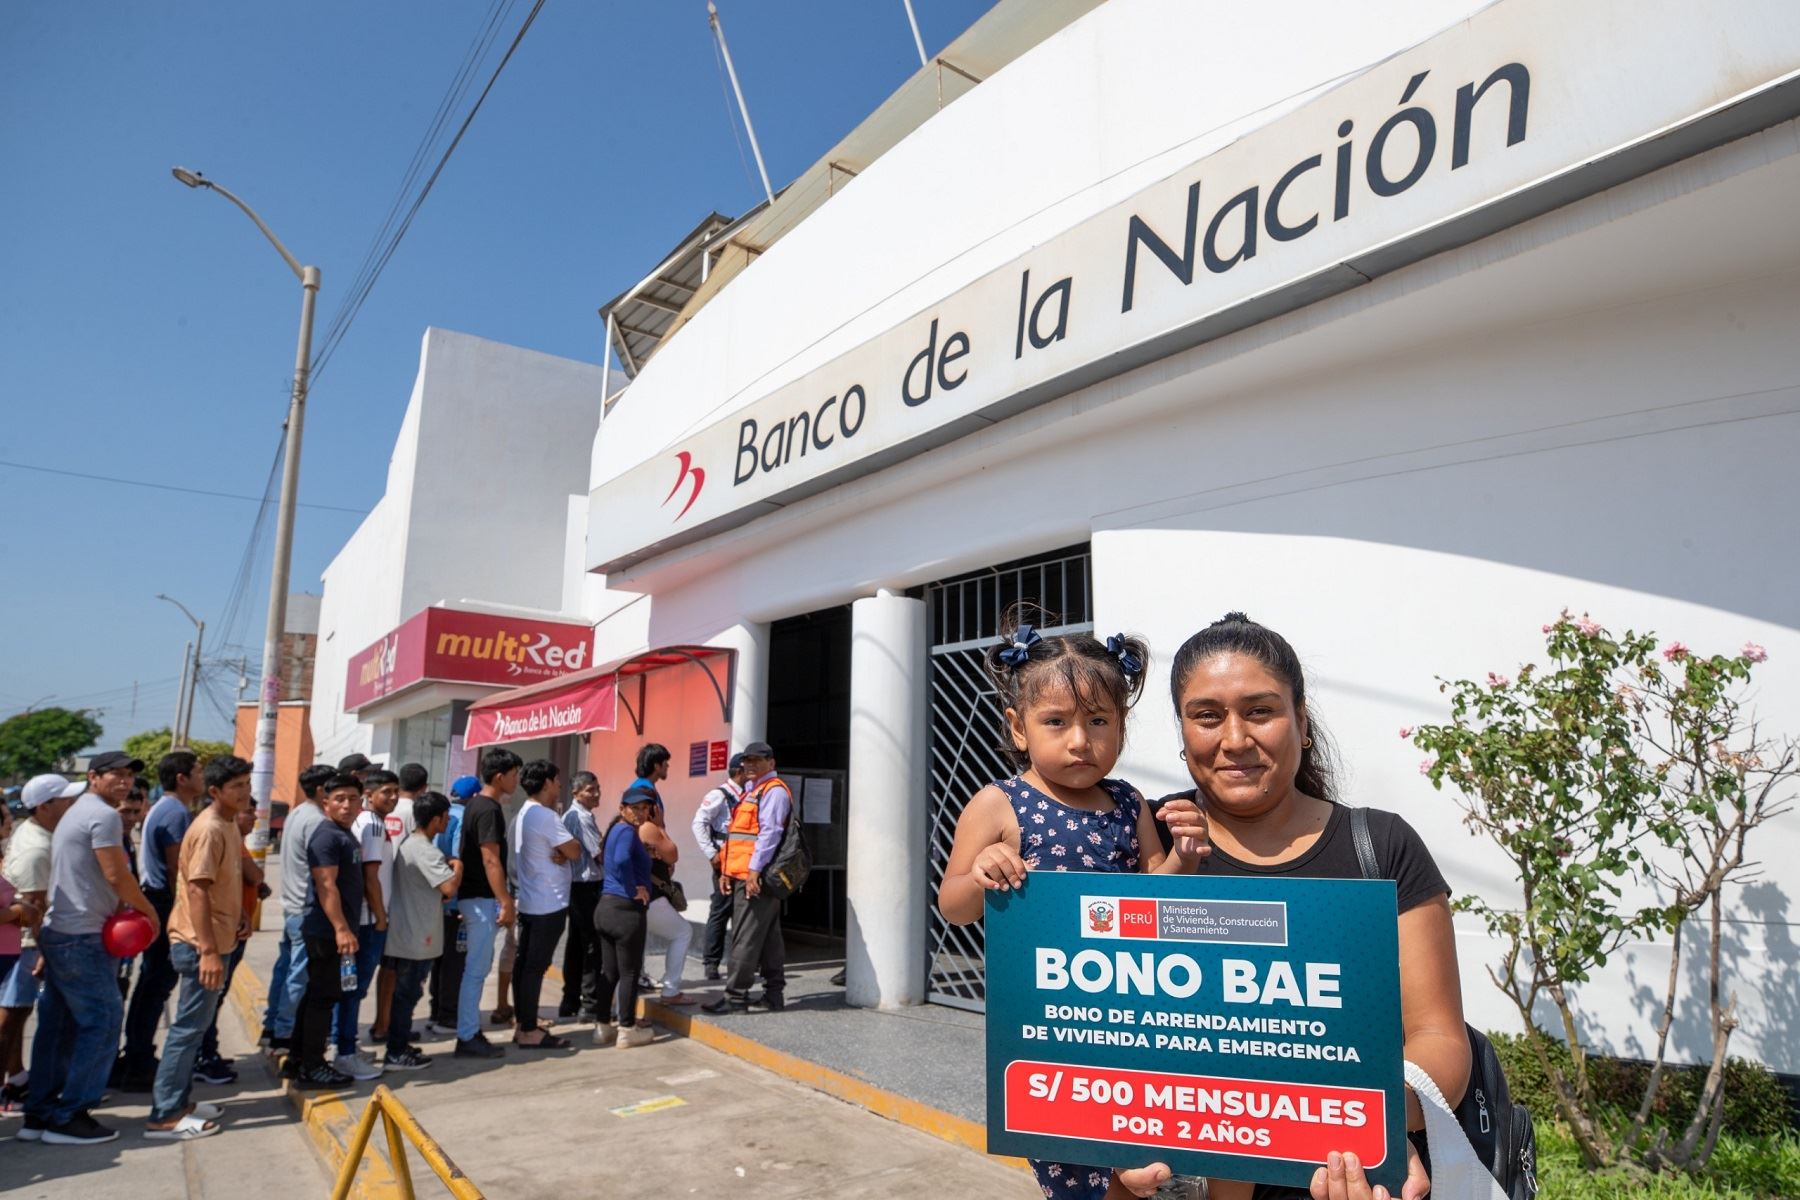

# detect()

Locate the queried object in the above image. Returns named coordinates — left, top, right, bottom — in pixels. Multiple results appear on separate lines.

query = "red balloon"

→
left=102, top=909, right=156, bottom=958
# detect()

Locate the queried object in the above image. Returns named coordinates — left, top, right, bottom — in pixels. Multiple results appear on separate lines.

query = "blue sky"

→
left=0, top=0, right=992, bottom=749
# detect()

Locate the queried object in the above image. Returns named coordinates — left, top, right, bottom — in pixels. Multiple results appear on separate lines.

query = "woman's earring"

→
left=1301, top=737, right=1313, bottom=749
left=1178, top=750, right=1188, bottom=761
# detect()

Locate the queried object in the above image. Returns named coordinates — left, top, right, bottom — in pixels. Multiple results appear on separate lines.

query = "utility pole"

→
left=171, top=641, right=192, bottom=749
left=708, top=2, right=776, bottom=204
left=172, top=166, right=320, bottom=863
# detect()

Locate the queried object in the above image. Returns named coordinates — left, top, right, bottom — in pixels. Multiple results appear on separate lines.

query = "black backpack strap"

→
left=1348, top=805, right=1379, bottom=880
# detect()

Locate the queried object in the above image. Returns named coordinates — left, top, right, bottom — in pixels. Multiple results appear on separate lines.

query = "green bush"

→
left=1536, top=1122, right=1800, bottom=1198
left=1487, top=1031, right=1795, bottom=1140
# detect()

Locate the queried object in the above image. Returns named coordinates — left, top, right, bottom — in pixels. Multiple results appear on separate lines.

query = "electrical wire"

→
left=308, top=0, right=549, bottom=386
left=0, top=458, right=366, bottom=514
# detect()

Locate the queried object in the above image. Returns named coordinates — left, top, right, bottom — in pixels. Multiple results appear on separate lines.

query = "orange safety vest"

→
left=722, top=775, right=788, bottom=881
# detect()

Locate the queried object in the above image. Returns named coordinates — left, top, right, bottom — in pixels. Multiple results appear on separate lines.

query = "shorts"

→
left=0, top=947, right=40, bottom=1007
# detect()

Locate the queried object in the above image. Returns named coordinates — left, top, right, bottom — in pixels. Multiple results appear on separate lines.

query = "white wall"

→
left=590, top=0, right=1487, bottom=489
left=312, top=328, right=603, bottom=765
left=580, top=121, right=1800, bottom=1068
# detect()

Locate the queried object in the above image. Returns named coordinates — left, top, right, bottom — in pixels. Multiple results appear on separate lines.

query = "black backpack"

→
left=757, top=777, right=812, bottom=900
left=1349, top=806, right=1539, bottom=1200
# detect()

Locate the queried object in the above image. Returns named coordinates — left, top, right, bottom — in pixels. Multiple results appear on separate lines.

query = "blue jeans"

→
left=266, top=912, right=309, bottom=1038
left=26, top=929, right=125, bottom=1126
left=149, top=942, right=221, bottom=1121
left=455, top=898, right=498, bottom=1041
left=385, top=957, right=434, bottom=1057
left=332, top=924, right=385, bottom=1054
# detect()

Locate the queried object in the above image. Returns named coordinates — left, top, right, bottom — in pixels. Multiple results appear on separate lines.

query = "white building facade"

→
left=563, top=0, right=1800, bottom=1077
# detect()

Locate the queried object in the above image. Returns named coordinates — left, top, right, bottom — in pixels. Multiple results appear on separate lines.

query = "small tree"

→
left=1620, top=641, right=1794, bottom=1172
left=1408, top=614, right=1675, bottom=1166
left=122, top=728, right=234, bottom=778
left=0, top=706, right=103, bottom=781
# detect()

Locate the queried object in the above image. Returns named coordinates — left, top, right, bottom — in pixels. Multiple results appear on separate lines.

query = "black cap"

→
left=742, top=741, right=774, bottom=759
left=337, top=753, right=373, bottom=773
left=89, top=750, right=146, bottom=774
left=727, top=752, right=746, bottom=773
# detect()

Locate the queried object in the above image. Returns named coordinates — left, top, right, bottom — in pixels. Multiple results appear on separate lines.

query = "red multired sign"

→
left=463, top=672, right=618, bottom=749
left=344, top=607, right=595, bottom=711
left=1002, top=1061, right=1387, bottom=1170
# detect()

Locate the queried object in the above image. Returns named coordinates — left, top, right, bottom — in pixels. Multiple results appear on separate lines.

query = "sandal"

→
left=514, top=1032, right=571, bottom=1050
left=145, top=1113, right=220, bottom=1140
left=189, top=1101, right=223, bottom=1120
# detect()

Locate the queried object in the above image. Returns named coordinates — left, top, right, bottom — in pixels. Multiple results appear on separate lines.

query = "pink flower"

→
left=1419, top=759, right=1435, bottom=775
left=1662, top=641, right=1690, bottom=662
left=1577, top=616, right=1602, bottom=637
left=1541, top=624, right=1554, bottom=634
left=1742, top=642, right=1768, bottom=663
left=1398, top=726, right=1414, bottom=739
left=1486, top=671, right=1510, bottom=688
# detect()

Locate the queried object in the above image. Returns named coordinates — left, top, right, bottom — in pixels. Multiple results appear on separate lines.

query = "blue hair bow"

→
left=999, top=625, right=1042, bottom=667
left=1106, top=634, right=1144, bottom=680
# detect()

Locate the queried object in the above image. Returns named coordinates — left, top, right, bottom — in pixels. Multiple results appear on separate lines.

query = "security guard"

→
left=702, top=742, right=789, bottom=1013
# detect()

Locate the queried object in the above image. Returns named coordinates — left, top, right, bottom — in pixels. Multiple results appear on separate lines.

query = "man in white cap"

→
left=21, top=750, right=160, bottom=1145
left=0, top=774, right=83, bottom=1110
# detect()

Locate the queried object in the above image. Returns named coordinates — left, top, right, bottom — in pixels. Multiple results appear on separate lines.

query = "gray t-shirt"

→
left=280, top=802, right=326, bottom=916
left=388, top=832, right=455, bottom=960
left=44, top=794, right=125, bottom=935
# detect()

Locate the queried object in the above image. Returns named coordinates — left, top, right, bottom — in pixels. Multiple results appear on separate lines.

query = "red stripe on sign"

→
left=1003, top=1060, right=1387, bottom=1167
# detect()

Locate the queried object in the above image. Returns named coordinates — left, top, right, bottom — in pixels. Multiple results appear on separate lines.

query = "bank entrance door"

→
left=766, top=605, right=851, bottom=937
left=923, top=545, right=1092, bottom=1011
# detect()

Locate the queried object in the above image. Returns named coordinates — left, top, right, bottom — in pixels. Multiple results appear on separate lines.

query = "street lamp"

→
left=172, top=165, right=321, bottom=859
left=155, top=593, right=205, bottom=749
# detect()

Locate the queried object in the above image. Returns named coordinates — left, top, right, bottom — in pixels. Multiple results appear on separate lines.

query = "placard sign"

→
left=985, top=872, right=1405, bottom=1191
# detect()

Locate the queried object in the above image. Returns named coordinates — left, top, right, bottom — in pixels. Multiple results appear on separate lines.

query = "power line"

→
left=0, top=458, right=367, bottom=515
left=309, top=0, right=548, bottom=385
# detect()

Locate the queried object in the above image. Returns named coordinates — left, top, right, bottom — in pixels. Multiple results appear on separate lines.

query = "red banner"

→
left=463, top=673, right=618, bottom=748
left=344, top=608, right=595, bottom=711
left=1001, top=1061, right=1387, bottom=1169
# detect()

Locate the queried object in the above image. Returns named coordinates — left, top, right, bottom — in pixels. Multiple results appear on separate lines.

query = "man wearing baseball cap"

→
left=22, top=751, right=160, bottom=1145
left=425, top=774, right=479, bottom=1036
left=0, top=774, right=83, bottom=1109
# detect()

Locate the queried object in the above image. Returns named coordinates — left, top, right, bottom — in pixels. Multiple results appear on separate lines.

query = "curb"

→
left=226, top=960, right=400, bottom=1200
left=642, top=997, right=1027, bottom=1171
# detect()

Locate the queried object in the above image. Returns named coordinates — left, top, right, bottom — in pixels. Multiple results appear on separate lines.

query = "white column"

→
left=845, top=589, right=929, bottom=1009
left=712, top=620, right=769, bottom=750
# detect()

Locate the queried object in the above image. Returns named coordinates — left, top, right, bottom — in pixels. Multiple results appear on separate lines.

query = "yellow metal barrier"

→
left=331, top=1084, right=485, bottom=1200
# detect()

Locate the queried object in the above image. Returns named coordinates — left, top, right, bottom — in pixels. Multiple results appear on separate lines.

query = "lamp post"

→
left=155, top=593, right=205, bottom=748
left=172, top=166, right=320, bottom=859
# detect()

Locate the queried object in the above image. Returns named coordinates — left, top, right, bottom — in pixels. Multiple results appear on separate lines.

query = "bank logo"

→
left=1080, top=895, right=1158, bottom=940
left=663, top=450, right=705, bottom=521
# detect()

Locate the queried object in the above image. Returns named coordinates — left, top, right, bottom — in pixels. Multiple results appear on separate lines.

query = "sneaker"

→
left=292, top=1065, right=354, bottom=1090
left=17, top=1115, right=46, bottom=1141
left=0, top=1081, right=26, bottom=1113
left=333, top=1050, right=384, bottom=1081
left=193, top=1057, right=238, bottom=1086
left=750, top=992, right=786, bottom=1013
left=617, top=1024, right=655, bottom=1048
left=703, top=964, right=723, bottom=981
left=384, top=1048, right=431, bottom=1071
left=453, top=1037, right=504, bottom=1060
left=423, top=1020, right=458, bottom=1038
left=701, top=996, right=749, bottom=1015
left=591, top=1022, right=618, bottom=1048
left=43, top=1111, right=118, bottom=1145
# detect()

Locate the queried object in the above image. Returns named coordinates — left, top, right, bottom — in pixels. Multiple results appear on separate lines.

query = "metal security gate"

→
left=924, top=545, right=1092, bottom=1011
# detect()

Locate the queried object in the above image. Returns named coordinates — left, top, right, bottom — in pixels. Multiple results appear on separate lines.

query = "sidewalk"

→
left=0, top=963, right=332, bottom=1200
left=231, top=873, right=1033, bottom=1198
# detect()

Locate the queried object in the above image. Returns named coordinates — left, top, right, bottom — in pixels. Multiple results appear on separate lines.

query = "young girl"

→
left=938, top=621, right=1211, bottom=1200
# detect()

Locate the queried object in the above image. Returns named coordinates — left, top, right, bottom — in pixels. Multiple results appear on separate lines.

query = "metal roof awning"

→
left=464, top=644, right=737, bottom=747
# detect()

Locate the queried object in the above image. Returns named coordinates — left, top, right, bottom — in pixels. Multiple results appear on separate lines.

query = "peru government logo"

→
left=663, top=450, right=705, bottom=521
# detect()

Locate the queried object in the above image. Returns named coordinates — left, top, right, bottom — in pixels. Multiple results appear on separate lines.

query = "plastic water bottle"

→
left=455, top=919, right=468, bottom=954
left=339, top=953, right=357, bottom=994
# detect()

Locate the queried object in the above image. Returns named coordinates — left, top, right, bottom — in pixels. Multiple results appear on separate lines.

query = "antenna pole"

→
left=708, top=2, right=775, bottom=204
left=901, top=0, right=928, bottom=67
